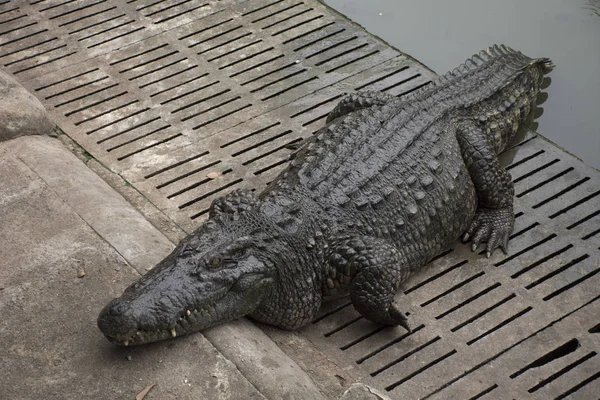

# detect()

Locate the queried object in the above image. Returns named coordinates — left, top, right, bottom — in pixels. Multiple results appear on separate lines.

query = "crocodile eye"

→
left=207, top=257, right=222, bottom=269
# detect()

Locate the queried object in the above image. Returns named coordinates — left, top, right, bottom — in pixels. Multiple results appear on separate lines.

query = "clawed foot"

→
left=462, top=207, right=514, bottom=257
left=368, top=302, right=411, bottom=332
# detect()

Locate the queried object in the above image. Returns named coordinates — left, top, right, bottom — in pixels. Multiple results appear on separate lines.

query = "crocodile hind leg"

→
left=328, top=236, right=412, bottom=331
left=457, top=121, right=515, bottom=257
left=326, top=91, right=396, bottom=123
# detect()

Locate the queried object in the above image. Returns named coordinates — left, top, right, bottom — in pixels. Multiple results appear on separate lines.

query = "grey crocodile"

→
left=98, top=45, right=553, bottom=346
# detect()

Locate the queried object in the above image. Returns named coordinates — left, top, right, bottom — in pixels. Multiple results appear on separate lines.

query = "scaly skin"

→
left=98, top=45, right=553, bottom=345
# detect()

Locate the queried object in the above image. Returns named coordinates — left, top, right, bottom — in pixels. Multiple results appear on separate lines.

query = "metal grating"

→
left=2, top=1, right=600, bottom=399
left=300, top=137, right=600, bottom=399
left=1, top=0, right=432, bottom=232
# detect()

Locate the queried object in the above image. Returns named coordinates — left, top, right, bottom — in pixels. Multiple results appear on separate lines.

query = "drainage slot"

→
left=251, top=2, right=303, bottom=24
left=324, top=316, right=362, bottom=337
left=533, top=177, right=590, bottom=209
left=327, top=49, right=379, bottom=73
left=262, top=8, right=314, bottom=31
left=528, top=351, right=597, bottom=393
left=160, top=79, right=219, bottom=105
left=582, top=227, right=600, bottom=240
left=516, top=167, right=574, bottom=198
left=106, top=125, right=171, bottom=151
left=192, top=103, right=252, bottom=130
left=371, top=336, right=441, bottom=377
left=404, top=259, right=467, bottom=295
left=254, top=157, right=291, bottom=176
left=339, top=326, right=386, bottom=351
left=286, top=21, right=337, bottom=47
left=466, top=306, right=533, bottom=345
left=512, top=158, right=559, bottom=183
left=311, top=300, right=352, bottom=324
left=525, top=254, right=589, bottom=290
left=221, top=122, right=281, bottom=148
left=177, top=18, right=234, bottom=41
left=179, top=178, right=243, bottom=210
left=262, top=76, right=318, bottom=101
left=66, top=90, right=128, bottom=117
left=219, top=46, right=275, bottom=70
left=272, top=14, right=324, bottom=37
left=86, top=107, right=150, bottom=135
left=356, top=324, right=425, bottom=364
left=420, top=271, right=484, bottom=307
left=171, top=88, right=230, bottom=114
left=381, top=73, right=421, bottom=93
left=242, top=0, right=286, bottom=17
left=467, top=384, right=498, bottom=400
left=117, top=133, right=182, bottom=161
left=543, top=264, right=600, bottom=301
left=549, top=189, right=600, bottom=219
left=511, top=339, right=580, bottom=379
left=567, top=209, right=600, bottom=230
left=495, top=233, right=556, bottom=268
left=289, top=94, right=342, bottom=118
left=356, top=66, right=410, bottom=90
left=232, top=129, right=293, bottom=157
left=144, top=66, right=203, bottom=91
left=154, top=3, right=210, bottom=24
left=161, top=160, right=221, bottom=191
left=555, top=369, right=600, bottom=400
left=505, top=149, right=545, bottom=171
left=451, top=293, right=516, bottom=332
left=145, top=151, right=209, bottom=180
left=510, top=243, right=572, bottom=278
left=589, top=323, right=600, bottom=333
left=385, top=349, right=456, bottom=391
left=243, top=138, right=301, bottom=166
left=229, top=54, right=285, bottom=78
left=435, top=283, right=501, bottom=320
left=75, top=99, right=139, bottom=125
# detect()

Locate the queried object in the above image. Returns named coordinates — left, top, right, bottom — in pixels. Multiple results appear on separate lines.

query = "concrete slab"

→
left=0, top=138, right=266, bottom=400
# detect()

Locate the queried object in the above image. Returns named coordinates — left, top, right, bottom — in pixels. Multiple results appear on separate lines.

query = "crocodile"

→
left=98, top=45, right=553, bottom=346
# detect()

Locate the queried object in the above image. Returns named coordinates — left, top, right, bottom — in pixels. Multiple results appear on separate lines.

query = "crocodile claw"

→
left=389, top=306, right=412, bottom=333
left=464, top=207, right=514, bottom=257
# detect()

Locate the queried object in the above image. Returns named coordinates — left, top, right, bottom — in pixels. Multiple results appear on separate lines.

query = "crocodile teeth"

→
left=186, top=310, right=191, bottom=317
left=170, top=328, right=177, bottom=338
left=123, top=340, right=129, bottom=346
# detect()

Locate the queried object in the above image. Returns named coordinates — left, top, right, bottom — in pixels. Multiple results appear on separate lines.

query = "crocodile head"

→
left=97, top=214, right=277, bottom=346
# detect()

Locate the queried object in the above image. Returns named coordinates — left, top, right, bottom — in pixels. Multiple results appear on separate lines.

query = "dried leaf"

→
left=77, top=267, right=85, bottom=278
left=136, top=384, right=154, bottom=400
left=206, top=172, right=219, bottom=179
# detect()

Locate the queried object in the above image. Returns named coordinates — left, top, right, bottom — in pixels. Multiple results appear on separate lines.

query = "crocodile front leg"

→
left=457, top=121, right=515, bottom=256
left=328, top=236, right=412, bottom=331
left=326, top=91, right=396, bottom=123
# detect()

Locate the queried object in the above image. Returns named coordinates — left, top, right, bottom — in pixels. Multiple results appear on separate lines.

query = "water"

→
left=323, top=0, right=600, bottom=169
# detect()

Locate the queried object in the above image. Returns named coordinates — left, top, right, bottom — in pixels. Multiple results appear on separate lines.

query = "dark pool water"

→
left=324, top=0, right=600, bottom=169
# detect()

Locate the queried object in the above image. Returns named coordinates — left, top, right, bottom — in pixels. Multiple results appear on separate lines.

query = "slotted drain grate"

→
left=2, top=1, right=599, bottom=399
left=1, top=0, right=431, bottom=231
left=301, top=137, right=600, bottom=399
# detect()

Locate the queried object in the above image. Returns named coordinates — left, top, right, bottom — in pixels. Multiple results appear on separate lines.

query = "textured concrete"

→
left=4, top=136, right=176, bottom=275
left=205, top=319, right=327, bottom=400
left=341, top=384, right=392, bottom=400
left=0, top=70, right=55, bottom=142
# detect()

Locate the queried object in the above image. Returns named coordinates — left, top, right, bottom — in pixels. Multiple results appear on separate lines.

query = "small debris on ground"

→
left=206, top=172, right=220, bottom=179
left=77, top=267, right=85, bottom=278
left=136, top=384, right=154, bottom=400
left=126, top=355, right=132, bottom=361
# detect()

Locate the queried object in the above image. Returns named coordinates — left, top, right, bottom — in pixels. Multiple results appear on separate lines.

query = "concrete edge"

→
left=5, top=135, right=328, bottom=400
